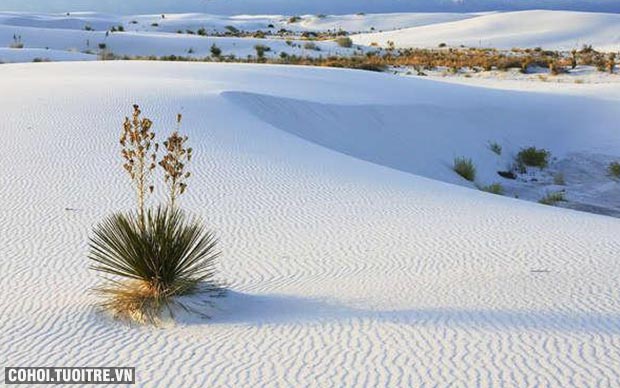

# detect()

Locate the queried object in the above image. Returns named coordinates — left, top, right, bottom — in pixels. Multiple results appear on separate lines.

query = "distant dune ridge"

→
left=352, top=10, right=620, bottom=51
left=2, top=0, right=620, bottom=14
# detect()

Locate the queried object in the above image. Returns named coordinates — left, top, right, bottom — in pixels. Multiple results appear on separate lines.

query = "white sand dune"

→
left=0, top=23, right=353, bottom=60
left=1, top=61, right=619, bottom=386
left=0, top=11, right=475, bottom=62
left=353, top=10, right=620, bottom=51
left=0, top=11, right=476, bottom=34
left=0, top=47, right=96, bottom=62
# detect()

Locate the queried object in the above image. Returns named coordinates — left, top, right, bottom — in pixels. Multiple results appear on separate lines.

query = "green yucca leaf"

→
left=89, top=207, right=220, bottom=296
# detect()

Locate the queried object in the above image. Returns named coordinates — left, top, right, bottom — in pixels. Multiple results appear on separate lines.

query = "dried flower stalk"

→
left=120, top=104, right=158, bottom=228
left=159, top=114, right=192, bottom=208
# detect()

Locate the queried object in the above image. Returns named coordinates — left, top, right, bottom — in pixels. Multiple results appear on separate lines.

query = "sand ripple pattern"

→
left=0, top=62, right=619, bottom=387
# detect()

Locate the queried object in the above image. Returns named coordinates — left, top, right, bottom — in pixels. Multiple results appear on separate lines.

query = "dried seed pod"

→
left=120, top=104, right=158, bottom=228
left=159, top=113, right=192, bottom=208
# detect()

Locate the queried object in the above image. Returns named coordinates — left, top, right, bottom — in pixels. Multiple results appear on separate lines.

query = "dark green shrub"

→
left=517, top=147, right=551, bottom=169
left=608, top=161, right=620, bottom=178
left=453, top=157, right=476, bottom=181
left=89, top=207, right=220, bottom=323
left=539, top=191, right=566, bottom=206
left=210, top=44, right=222, bottom=57
left=480, top=183, right=504, bottom=195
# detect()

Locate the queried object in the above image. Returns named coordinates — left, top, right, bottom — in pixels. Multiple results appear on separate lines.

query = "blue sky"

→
left=1, top=0, right=618, bottom=14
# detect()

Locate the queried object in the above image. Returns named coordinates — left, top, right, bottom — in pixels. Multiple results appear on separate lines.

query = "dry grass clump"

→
left=10, top=34, right=24, bottom=49
left=90, top=105, right=221, bottom=324
left=453, top=157, right=476, bottom=182
left=539, top=191, right=566, bottom=206
left=335, top=36, right=353, bottom=48
left=480, top=183, right=504, bottom=195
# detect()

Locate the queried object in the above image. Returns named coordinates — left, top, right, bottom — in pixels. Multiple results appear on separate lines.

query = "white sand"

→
left=0, top=61, right=619, bottom=386
left=353, top=10, right=620, bottom=51
left=2, top=10, right=620, bottom=64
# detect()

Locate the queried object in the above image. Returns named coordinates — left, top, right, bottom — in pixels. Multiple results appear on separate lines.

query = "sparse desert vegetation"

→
left=453, top=157, right=476, bottom=181
left=488, top=141, right=502, bottom=155
left=608, top=161, right=620, bottom=178
left=88, top=105, right=221, bottom=324
left=538, top=191, right=566, bottom=205
left=3, top=6, right=620, bottom=387
left=516, top=146, right=551, bottom=169
left=480, top=183, right=504, bottom=195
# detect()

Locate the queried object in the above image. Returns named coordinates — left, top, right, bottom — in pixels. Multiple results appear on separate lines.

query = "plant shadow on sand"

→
left=175, top=290, right=620, bottom=334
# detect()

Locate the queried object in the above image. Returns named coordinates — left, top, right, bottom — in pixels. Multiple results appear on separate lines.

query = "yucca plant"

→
left=89, top=104, right=222, bottom=324
left=89, top=207, right=220, bottom=323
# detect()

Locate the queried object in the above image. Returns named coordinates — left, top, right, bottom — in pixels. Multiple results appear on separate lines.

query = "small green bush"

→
left=254, top=44, right=271, bottom=59
left=608, top=161, right=620, bottom=178
left=539, top=191, right=566, bottom=206
left=210, top=44, right=222, bottom=57
left=335, top=36, right=353, bottom=48
left=488, top=141, right=502, bottom=155
left=517, top=147, right=551, bottom=169
left=303, top=42, right=320, bottom=51
left=480, top=183, right=504, bottom=195
left=453, top=157, right=476, bottom=182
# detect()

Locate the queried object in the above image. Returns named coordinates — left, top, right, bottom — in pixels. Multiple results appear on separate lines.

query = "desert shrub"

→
left=151, top=23, right=159, bottom=27
left=10, top=34, right=24, bottom=49
left=607, top=53, right=617, bottom=74
left=98, top=43, right=107, bottom=50
left=438, top=43, right=447, bottom=48
left=224, top=25, right=239, bottom=35
left=89, top=207, right=220, bottom=323
left=289, top=16, right=302, bottom=23
left=210, top=44, right=222, bottom=58
left=453, top=157, right=476, bottom=181
left=254, top=44, right=271, bottom=59
left=335, top=37, right=353, bottom=48
left=517, top=147, right=550, bottom=169
left=89, top=105, right=221, bottom=324
left=608, top=161, right=620, bottom=178
left=84, top=24, right=94, bottom=31
left=32, top=57, right=50, bottom=63
left=303, top=42, right=320, bottom=51
left=539, top=191, right=566, bottom=206
left=480, top=183, right=504, bottom=195
left=197, top=27, right=207, bottom=36
left=488, top=141, right=502, bottom=155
